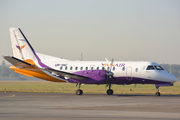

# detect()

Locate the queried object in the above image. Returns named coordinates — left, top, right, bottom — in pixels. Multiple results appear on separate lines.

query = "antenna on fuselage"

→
left=81, top=52, right=83, bottom=61
left=105, top=58, right=108, bottom=61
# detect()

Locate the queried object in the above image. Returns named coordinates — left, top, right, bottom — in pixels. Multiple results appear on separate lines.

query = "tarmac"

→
left=0, top=92, right=180, bottom=120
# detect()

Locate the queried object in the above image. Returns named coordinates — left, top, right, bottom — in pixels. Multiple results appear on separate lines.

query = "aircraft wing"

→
left=3, top=56, right=32, bottom=68
left=42, top=68, right=89, bottom=80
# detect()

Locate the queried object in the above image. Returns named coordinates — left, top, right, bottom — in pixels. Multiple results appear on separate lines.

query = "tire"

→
left=76, top=89, right=83, bottom=95
left=107, top=89, right=113, bottom=95
left=155, top=92, right=161, bottom=96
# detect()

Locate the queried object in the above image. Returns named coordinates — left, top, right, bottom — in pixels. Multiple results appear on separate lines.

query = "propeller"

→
left=105, top=58, right=115, bottom=87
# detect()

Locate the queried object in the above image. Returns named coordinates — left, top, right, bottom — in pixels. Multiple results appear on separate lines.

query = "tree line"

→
left=0, top=61, right=179, bottom=80
left=160, top=64, right=180, bottom=80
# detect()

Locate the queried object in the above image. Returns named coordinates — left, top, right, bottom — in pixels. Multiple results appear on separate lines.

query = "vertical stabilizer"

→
left=9, top=28, right=37, bottom=61
left=10, top=28, right=23, bottom=60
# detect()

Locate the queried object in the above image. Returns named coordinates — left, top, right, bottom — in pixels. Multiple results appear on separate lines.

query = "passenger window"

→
left=65, top=66, right=67, bottom=70
left=60, top=66, right=63, bottom=70
left=75, top=67, right=78, bottom=70
left=91, top=67, right=93, bottom=70
left=135, top=68, right=138, bottom=72
left=122, top=67, right=125, bottom=71
left=102, top=67, right=105, bottom=70
left=97, top=67, right=99, bottom=70
left=146, top=65, right=155, bottom=70
left=86, top=67, right=88, bottom=70
left=70, top=67, right=73, bottom=70
left=80, top=67, right=83, bottom=70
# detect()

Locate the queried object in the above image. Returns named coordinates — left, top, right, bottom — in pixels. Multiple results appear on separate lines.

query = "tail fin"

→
left=9, top=28, right=38, bottom=61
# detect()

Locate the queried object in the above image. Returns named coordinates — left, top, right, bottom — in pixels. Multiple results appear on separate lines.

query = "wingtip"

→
left=2, top=55, right=8, bottom=58
left=3, top=55, right=13, bottom=58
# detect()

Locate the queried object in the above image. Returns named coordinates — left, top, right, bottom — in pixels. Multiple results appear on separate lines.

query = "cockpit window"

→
left=146, top=65, right=155, bottom=70
left=154, top=65, right=164, bottom=70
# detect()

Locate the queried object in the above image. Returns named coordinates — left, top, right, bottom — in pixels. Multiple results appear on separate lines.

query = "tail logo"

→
left=16, top=45, right=25, bottom=53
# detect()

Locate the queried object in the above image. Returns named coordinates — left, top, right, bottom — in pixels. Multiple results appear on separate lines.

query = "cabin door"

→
left=126, top=67, right=133, bottom=80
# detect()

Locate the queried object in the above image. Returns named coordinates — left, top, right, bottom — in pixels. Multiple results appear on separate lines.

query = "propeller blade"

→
left=105, top=75, right=109, bottom=84
left=134, top=84, right=137, bottom=88
left=104, top=58, right=115, bottom=85
left=109, top=58, right=114, bottom=72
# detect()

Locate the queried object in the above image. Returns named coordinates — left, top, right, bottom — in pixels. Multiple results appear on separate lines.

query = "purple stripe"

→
left=18, top=28, right=35, bottom=52
left=19, top=28, right=64, bottom=81
left=18, top=28, right=51, bottom=69
left=155, top=83, right=173, bottom=87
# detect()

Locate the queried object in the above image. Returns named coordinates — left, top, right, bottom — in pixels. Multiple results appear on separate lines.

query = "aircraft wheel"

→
left=76, top=89, right=83, bottom=95
left=155, top=92, right=161, bottom=96
left=107, top=89, right=113, bottom=95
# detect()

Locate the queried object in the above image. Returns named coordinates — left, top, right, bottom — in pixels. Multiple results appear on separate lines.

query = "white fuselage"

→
left=38, top=60, right=177, bottom=84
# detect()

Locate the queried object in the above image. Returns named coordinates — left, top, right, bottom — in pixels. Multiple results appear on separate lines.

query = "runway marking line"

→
left=0, top=94, right=16, bottom=98
left=8, top=94, right=15, bottom=97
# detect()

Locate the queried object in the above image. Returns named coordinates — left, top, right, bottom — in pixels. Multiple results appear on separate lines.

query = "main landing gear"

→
left=76, top=83, right=83, bottom=95
left=106, top=84, right=113, bottom=95
left=155, top=86, right=161, bottom=96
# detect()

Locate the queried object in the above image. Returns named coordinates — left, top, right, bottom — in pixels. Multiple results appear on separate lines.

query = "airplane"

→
left=3, top=28, right=177, bottom=96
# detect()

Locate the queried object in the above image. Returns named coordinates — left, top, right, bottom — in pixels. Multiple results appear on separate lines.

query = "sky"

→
left=0, top=0, right=180, bottom=64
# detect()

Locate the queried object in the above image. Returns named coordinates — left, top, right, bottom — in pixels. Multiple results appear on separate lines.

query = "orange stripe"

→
left=10, top=59, right=66, bottom=82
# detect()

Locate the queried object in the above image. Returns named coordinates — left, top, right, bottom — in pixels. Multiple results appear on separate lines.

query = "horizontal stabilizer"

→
left=42, top=68, right=88, bottom=80
left=3, top=56, right=32, bottom=68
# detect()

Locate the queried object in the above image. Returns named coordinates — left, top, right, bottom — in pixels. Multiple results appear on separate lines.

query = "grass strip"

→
left=0, top=81, right=179, bottom=95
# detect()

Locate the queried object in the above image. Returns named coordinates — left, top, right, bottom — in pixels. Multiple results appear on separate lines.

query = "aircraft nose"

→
left=168, top=73, right=177, bottom=83
left=160, top=72, right=177, bottom=83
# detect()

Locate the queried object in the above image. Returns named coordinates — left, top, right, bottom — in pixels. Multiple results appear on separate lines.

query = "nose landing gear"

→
left=155, top=86, right=161, bottom=96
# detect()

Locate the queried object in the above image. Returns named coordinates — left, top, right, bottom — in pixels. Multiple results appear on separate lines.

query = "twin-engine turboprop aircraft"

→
left=3, top=28, right=177, bottom=96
